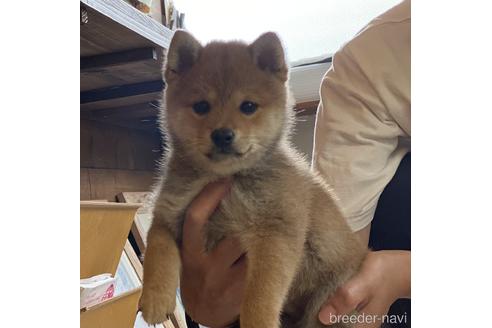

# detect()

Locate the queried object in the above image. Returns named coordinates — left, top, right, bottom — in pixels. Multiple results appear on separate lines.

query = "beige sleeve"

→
left=312, top=46, right=409, bottom=232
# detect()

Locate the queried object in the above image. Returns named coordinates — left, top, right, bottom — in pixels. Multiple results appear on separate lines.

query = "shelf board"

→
left=80, top=0, right=170, bottom=130
left=81, top=47, right=157, bottom=71
left=80, top=0, right=172, bottom=56
left=81, top=80, right=164, bottom=105
left=80, top=91, right=162, bottom=112
left=82, top=102, right=160, bottom=121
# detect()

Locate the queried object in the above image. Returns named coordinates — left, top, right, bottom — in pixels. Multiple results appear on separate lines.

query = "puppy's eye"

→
left=192, top=101, right=211, bottom=115
left=240, top=101, right=258, bottom=115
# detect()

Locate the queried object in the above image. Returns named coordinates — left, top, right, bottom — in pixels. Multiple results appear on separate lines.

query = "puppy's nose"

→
left=211, top=128, right=235, bottom=148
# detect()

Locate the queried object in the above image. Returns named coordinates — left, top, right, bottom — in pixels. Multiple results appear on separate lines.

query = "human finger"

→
left=182, top=178, right=231, bottom=256
left=319, top=278, right=367, bottom=325
left=210, top=237, right=246, bottom=268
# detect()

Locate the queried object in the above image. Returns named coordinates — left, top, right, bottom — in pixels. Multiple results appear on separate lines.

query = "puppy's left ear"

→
left=249, top=32, right=288, bottom=81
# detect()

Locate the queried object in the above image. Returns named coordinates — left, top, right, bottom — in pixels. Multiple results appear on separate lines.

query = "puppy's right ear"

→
left=165, top=30, right=202, bottom=81
left=249, top=32, right=288, bottom=81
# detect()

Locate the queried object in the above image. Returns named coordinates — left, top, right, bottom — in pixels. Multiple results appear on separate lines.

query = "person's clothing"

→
left=312, top=0, right=411, bottom=232
left=370, top=152, right=410, bottom=328
left=370, top=153, right=411, bottom=252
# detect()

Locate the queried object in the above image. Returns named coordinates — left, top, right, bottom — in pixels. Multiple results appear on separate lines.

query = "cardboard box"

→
left=80, top=202, right=140, bottom=279
left=81, top=202, right=141, bottom=328
left=81, top=288, right=142, bottom=328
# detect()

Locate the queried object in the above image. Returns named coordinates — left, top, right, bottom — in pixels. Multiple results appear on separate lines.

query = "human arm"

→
left=319, top=225, right=410, bottom=327
left=318, top=246, right=410, bottom=327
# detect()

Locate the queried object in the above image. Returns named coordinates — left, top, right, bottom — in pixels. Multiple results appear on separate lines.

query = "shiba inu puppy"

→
left=139, top=30, right=367, bottom=328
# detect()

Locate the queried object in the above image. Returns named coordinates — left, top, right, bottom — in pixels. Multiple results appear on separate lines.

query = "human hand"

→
left=180, top=179, right=247, bottom=328
left=318, top=250, right=410, bottom=327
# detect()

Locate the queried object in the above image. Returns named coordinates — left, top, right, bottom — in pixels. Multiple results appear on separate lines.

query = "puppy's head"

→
left=163, top=30, right=291, bottom=175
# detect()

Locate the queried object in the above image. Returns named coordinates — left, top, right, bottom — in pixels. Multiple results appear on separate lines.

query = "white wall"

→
left=289, top=63, right=331, bottom=104
left=291, top=113, right=317, bottom=163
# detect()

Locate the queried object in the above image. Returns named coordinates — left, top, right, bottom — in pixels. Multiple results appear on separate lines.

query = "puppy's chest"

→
left=202, top=176, right=284, bottom=249
left=154, top=169, right=284, bottom=240
left=218, top=175, right=281, bottom=223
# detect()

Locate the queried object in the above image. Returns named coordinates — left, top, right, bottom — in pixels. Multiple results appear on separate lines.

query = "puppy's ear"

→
left=249, top=32, right=288, bottom=81
left=165, top=30, right=202, bottom=81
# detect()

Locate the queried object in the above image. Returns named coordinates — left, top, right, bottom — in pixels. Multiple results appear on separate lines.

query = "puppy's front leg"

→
left=140, top=222, right=180, bottom=325
left=240, top=233, right=304, bottom=328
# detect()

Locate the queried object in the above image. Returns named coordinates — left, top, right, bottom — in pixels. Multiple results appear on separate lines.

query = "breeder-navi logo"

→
left=329, top=313, right=408, bottom=325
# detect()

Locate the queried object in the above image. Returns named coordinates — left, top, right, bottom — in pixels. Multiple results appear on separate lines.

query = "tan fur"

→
left=139, top=30, right=367, bottom=328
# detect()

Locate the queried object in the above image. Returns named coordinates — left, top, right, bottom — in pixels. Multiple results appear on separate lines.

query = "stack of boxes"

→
left=80, top=202, right=142, bottom=328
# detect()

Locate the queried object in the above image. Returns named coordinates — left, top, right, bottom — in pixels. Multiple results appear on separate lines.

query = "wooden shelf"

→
left=80, top=0, right=172, bottom=131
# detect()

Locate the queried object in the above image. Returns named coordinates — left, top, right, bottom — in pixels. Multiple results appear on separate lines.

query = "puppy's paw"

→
left=139, top=287, right=176, bottom=325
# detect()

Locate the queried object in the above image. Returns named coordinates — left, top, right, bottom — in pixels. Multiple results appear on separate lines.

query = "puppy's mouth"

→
left=206, top=145, right=252, bottom=161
